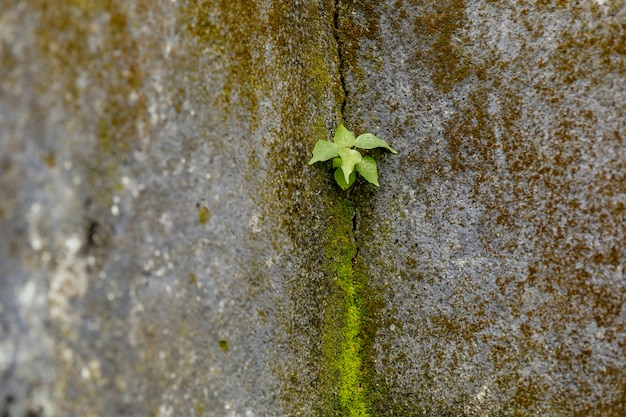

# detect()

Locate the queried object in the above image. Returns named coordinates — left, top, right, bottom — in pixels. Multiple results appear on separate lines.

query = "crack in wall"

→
left=321, top=3, right=372, bottom=415
left=320, top=197, right=369, bottom=416
left=334, top=0, right=358, bottom=261
left=333, top=0, right=348, bottom=120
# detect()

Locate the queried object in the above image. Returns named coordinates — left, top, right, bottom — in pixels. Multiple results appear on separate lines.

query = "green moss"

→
left=328, top=205, right=396, bottom=416
left=218, top=340, right=229, bottom=353
left=183, top=2, right=387, bottom=413
left=319, top=198, right=372, bottom=416
left=196, top=204, right=210, bottom=225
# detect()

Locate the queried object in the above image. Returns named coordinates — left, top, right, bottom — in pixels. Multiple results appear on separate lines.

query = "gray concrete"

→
left=1, top=1, right=341, bottom=416
left=340, top=0, right=626, bottom=415
left=1, top=0, right=625, bottom=416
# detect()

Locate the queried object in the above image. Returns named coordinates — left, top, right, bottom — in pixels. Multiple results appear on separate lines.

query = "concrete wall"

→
left=1, top=0, right=624, bottom=416
left=340, top=1, right=626, bottom=415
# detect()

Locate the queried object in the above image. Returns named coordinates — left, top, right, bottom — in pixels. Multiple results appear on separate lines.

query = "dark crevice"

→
left=351, top=208, right=360, bottom=268
left=333, top=0, right=347, bottom=120
left=333, top=6, right=369, bottom=409
left=335, top=0, right=359, bottom=266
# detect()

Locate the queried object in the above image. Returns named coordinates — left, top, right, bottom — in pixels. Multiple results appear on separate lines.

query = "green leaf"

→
left=355, top=156, right=379, bottom=186
left=333, top=123, right=356, bottom=148
left=338, top=148, right=362, bottom=183
left=333, top=157, right=342, bottom=168
left=355, top=133, right=397, bottom=153
left=309, top=140, right=340, bottom=164
left=334, top=168, right=356, bottom=189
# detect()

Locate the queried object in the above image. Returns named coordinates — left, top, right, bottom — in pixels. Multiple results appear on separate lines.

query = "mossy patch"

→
left=184, top=0, right=268, bottom=123
left=182, top=1, right=390, bottom=414
left=196, top=204, right=210, bottom=225
left=320, top=198, right=370, bottom=416
left=335, top=0, right=384, bottom=84
left=412, top=0, right=472, bottom=93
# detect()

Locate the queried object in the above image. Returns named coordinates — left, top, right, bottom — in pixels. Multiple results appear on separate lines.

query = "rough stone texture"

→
left=1, top=1, right=343, bottom=416
left=1, top=0, right=625, bottom=417
left=338, top=0, right=626, bottom=415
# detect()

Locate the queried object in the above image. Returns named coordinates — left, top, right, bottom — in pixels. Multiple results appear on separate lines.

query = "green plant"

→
left=309, top=123, right=397, bottom=189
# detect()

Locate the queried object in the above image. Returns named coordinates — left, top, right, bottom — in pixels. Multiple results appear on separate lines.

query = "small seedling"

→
left=309, top=123, right=397, bottom=189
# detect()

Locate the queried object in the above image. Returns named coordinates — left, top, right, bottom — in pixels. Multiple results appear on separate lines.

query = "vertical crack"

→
left=321, top=3, right=370, bottom=415
left=335, top=0, right=359, bottom=265
left=351, top=208, right=361, bottom=269
left=333, top=0, right=347, bottom=119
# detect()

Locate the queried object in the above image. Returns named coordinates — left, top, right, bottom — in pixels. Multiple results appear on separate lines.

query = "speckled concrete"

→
left=1, top=1, right=341, bottom=416
left=338, top=0, right=626, bottom=415
left=1, top=0, right=625, bottom=416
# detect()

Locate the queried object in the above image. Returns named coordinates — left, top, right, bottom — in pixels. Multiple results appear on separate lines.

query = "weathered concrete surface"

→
left=337, top=0, right=626, bottom=415
left=2, top=0, right=626, bottom=416
left=1, top=1, right=345, bottom=416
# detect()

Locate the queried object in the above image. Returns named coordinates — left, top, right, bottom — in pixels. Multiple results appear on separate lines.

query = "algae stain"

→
left=184, top=0, right=267, bottom=124
left=34, top=0, right=151, bottom=243
left=413, top=0, right=472, bottom=93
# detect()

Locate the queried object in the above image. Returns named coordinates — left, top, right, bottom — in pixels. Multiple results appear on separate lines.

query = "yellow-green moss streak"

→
left=314, top=3, right=375, bottom=414
left=186, top=1, right=377, bottom=413
left=321, top=198, right=370, bottom=416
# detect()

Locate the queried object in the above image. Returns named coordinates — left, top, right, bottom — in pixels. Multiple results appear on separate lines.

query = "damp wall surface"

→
left=0, top=1, right=625, bottom=417
left=1, top=1, right=343, bottom=415
left=337, top=0, right=626, bottom=415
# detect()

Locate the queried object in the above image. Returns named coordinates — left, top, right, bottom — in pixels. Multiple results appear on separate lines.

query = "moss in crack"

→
left=320, top=197, right=369, bottom=416
left=184, top=1, right=389, bottom=414
left=318, top=191, right=395, bottom=416
left=209, top=1, right=376, bottom=413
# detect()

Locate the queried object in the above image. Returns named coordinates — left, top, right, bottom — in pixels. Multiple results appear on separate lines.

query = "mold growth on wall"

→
left=335, top=0, right=626, bottom=415
left=187, top=0, right=384, bottom=414
left=412, top=0, right=473, bottom=93
left=185, top=0, right=269, bottom=123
